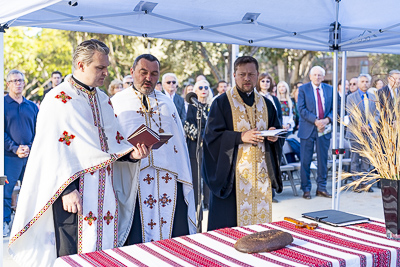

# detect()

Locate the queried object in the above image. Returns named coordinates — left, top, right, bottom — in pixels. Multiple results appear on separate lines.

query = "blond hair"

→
left=72, top=39, right=109, bottom=70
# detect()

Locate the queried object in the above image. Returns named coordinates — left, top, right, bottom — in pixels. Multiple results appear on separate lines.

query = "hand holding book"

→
left=127, top=124, right=173, bottom=150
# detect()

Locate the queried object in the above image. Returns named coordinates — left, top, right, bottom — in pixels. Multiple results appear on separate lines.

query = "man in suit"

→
left=378, top=69, right=400, bottom=122
left=162, top=73, right=186, bottom=125
left=346, top=74, right=377, bottom=192
left=298, top=66, right=333, bottom=199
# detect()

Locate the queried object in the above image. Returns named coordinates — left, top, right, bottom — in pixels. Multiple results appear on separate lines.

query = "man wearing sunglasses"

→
left=349, top=77, right=358, bottom=93
left=202, top=56, right=283, bottom=231
left=162, top=73, right=186, bottom=125
left=122, top=74, right=134, bottom=89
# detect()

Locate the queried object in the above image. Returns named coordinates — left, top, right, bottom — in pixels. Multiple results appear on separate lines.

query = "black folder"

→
left=302, top=209, right=370, bottom=227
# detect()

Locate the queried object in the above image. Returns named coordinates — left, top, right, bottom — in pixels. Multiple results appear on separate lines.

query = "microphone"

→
left=186, top=92, right=203, bottom=108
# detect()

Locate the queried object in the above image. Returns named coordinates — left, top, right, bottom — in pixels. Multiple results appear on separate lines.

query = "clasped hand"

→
left=315, top=118, right=329, bottom=133
left=16, top=145, right=30, bottom=158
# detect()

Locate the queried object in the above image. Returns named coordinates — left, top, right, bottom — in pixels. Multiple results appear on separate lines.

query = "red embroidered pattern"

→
left=59, top=131, right=75, bottom=146
left=148, top=219, right=157, bottom=230
left=108, top=99, right=113, bottom=109
left=137, top=243, right=183, bottom=267
left=84, top=211, right=97, bottom=226
left=143, top=174, right=154, bottom=185
left=161, top=217, right=167, bottom=226
left=180, top=236, right=253, bottom=267
left=115, top=131, right=124, bottom=144
left=144, top=195, right=157, bottom=209
left=159, top=193, right=172, bottom=207
left=78, top=175, right=85, bottom=254
left=79, top=250, right=125, bottom=266
left=55, top=91, right=72, bottom=103
left=96, top=168, right=106, bottom=250
left=112, top=248, right=148, bottom=267
left=103, top=211, right=114, bottom=225
left=161, top=173, right=172, bottom=183
left=9, top=151, right=130, bottom=247
left=153, top=239, right=229, bottom=267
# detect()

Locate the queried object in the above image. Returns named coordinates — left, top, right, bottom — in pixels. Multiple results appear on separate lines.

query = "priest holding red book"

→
left=111, top=54, right=196, bottom=245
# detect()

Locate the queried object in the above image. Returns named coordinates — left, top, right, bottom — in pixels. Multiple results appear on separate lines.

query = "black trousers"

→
left=53, top=195, right=78, bottom=257
left=125, top=182, right=189, bottom=245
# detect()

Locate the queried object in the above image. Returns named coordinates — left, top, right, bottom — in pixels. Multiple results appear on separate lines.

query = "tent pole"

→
left=331, top=50, right=339, bottom=210
left=0, top=30, right=4, bottom=267
left=231, top=44, right=239, bottom=86
left=336, top=51, right=347, bottom=210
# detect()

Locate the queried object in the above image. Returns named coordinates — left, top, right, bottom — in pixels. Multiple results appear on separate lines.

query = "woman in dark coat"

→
left=184, top=79, right=211, bottom=209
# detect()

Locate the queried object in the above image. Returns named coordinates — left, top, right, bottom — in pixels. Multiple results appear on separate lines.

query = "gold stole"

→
left=226, top=87, right=272, bottom=226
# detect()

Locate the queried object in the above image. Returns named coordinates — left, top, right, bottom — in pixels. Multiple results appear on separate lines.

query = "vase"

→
left=381, top=179, right=400, bottom=239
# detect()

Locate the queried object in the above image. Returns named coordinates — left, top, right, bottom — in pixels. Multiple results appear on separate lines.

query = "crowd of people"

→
left=4, top=38, right=396, bottom=265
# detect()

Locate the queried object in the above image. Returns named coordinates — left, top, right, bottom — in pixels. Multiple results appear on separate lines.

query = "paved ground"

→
left=3, top=178, right=384, bottom=267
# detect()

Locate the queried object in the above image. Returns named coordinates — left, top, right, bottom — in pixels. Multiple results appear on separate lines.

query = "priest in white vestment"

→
left=112, top=54, right=196, bottom=245
left=8, top=40, right=149, bottom=267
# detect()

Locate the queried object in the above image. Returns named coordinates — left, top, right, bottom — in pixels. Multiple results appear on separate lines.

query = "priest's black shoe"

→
left=303, top=191, right=311, bottom=199
left=316, top=190, right=332, bottom=198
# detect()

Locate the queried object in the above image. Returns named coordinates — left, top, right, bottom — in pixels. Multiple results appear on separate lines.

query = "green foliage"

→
left=4, top=27, right=72, bottom=99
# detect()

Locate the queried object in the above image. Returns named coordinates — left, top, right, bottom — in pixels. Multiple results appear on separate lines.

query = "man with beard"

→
left=202, top=56, right=283, bottom=231
left=111, top=54, right=196, bottom=244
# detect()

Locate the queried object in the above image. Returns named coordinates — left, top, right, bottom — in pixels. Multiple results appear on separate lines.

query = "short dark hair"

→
left=51, top=71, right=62, bottom=77
left=217, top=80, right=227, bottom=86
left=132, top=54, right=160, bottom=70
left=234, top=56, right=259, bottom=73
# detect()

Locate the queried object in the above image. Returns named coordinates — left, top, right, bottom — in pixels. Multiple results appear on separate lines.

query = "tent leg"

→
left=0, top=31, right=4, bottom=267
left=331, top=50, right=339, bottom=210
left=336, top=51, right=347, bottom=210
left=231, top=44, right=239, bottom=86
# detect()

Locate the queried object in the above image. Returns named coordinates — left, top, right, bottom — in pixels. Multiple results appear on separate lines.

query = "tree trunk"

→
left=198, top=42, right=222, bottom=82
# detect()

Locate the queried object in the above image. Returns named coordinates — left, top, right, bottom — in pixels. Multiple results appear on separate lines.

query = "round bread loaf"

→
left=234, top=229, right=293, bottom=253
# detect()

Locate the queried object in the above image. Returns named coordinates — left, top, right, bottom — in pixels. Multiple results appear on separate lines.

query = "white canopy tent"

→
left=1, top=1, right=399, bottom=261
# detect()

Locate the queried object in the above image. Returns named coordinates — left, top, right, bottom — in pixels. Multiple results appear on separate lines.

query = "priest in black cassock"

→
left=202, top=56, right=283, bottom=231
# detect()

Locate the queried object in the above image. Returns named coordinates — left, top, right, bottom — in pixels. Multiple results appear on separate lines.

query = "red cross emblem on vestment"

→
left=108, top=99, right=113, bottom=108
left=59, top=131, right=75, bottom=146
left=116, top=131, right=124, bottom=144
left=162, top=173, right=172, bottom=183
left=84, top=211, right=97, bottom=226
left=143, top=174, right=154, bottom=185
left=159, top=193, right=172, bottom=207
left=103, top=210, right=114, bottom=225
left=161, top=217, right=167, bottom=226
left=55, top=91, right=72, bottom=103
left=144, top=194, right=157, bottom=209
left=137, top=108, right=146, bottom=117
left=148, top=219, right=157, bottom=230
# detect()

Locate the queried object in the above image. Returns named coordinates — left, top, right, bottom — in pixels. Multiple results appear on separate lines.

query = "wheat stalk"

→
left=340, top=91, right=400, bottom=192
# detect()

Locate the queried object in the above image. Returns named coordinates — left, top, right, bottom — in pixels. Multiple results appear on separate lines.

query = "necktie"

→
left=363, top=93, right=369, bottom=123
left=316, top=88, right=324, bottom=119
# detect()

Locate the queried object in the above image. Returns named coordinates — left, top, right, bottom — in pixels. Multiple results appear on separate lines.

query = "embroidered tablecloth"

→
left=54, top=219, right=399, bottom=267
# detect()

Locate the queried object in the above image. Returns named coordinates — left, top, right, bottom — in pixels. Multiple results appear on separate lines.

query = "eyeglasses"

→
left=166, top=81, right=177, bottom=85
left=198, top=86, right=209, bottom=90
left=350, top=83, right=357, bottom=86
left=261, top=80, right=271, bottom=83
left=124, top=82, right=133, bottom=86
left=9, top=79, right=24, bottom=84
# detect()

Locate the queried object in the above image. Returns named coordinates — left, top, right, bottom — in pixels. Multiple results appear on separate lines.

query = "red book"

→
left=127, top=124, right=172, bottom=150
